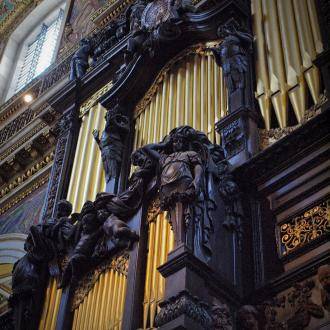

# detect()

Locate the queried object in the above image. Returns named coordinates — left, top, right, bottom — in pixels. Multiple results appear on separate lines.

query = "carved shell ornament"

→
left=141, top=0, right=171, bottom=30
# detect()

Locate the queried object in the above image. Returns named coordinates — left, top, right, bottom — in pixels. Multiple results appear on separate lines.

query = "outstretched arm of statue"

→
left=143, top=142, right=168, bottom=161
left=92, top=129, right=101, bottom=145
left=235, top=30, right=253, bottom=47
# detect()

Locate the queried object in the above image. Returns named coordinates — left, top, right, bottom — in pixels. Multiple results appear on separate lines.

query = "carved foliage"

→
left=155, top=290, right=213, bottom=328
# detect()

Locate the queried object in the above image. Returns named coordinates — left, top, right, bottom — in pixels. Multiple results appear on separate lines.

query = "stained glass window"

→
left=15, top=9, right=64, bottom=93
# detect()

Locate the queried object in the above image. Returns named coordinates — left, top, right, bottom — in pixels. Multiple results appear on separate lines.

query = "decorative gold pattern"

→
left=91, top=0, right=134, bottom=28
left=0, top=151, right=54, bottom=198
left=278, top=200, right=330, bottom=256
left=0, top=172, right=50, bottom=215
left=79, top=81, right=113, bottom=117
left=72, top=253, right=129, bottom=310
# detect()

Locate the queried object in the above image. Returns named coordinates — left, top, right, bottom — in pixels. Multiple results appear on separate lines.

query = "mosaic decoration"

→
left=0, top=183, right=47, bottom=234
left=0, top=0, right=42, bottom=39
left=278, top=200, right=330, bottom=257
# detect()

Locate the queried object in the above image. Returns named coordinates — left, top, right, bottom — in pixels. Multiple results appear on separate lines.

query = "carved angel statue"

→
left=93, top=105, right=130, bottom=182
left=143, top=126, right=216, bottom=263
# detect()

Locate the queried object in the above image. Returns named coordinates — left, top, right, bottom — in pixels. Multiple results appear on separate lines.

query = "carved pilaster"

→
left=41, top=107, right=79, bottom=221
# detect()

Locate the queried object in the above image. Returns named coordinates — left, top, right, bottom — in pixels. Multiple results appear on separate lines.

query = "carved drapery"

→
left=277, top=200, right=330, bottom=257
left=252, top=0, right=323, bottom=129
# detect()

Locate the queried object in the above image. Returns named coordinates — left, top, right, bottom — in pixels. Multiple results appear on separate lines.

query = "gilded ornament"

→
left=278, top=200, right=330, bottom=256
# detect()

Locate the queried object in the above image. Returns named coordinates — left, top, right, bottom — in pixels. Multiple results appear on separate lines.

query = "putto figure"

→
left=93, top=105, right=130, bottom=183
left=210, top=25, right=253, bottom=112
left=143, top=126, right=215, bottom=262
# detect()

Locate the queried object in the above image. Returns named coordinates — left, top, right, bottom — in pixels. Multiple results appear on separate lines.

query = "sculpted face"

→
left=318, top=265, right=330, bottom=290
left=131, top=150, right=145, bottom=167
left=172, top=136, right=186, bottom=152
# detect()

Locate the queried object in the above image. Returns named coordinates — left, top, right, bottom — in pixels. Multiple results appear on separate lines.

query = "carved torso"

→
left=159, top=150, right=201, bottom=186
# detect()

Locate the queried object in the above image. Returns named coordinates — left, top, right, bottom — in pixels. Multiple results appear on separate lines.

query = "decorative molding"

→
left=0, top=122, right=47, bottom=161
left=155, top=290, right=213, bottom=328
left=0, top=151, right=54, bottom=199
left=79, top=80, right=113, bottom=117
left=0, top=108, right=36, bottom=146
left=0, top=172, right=50, bottom=215
left=0, top=80, right=41, bottom=123
left=91, top=0, right=134, bottom=28
left=277, top=200, right=330, bottom=257
left=71, top=253, right=129, bottom=310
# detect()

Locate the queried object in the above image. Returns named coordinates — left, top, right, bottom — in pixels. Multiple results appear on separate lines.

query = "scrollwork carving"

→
left=154, top=290, right=213, bottom=328
left=278, top=200, right=330, bottom=257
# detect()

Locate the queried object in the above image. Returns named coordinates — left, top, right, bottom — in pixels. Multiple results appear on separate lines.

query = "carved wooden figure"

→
left=143, top=126, right=216, bottom=263
left=210, top=25, right=253, bottom=112
left=93, top=105, right=130, bottom=183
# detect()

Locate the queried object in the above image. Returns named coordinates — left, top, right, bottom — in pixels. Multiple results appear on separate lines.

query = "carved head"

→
left=80, top=201, right=99, bottom=234
left=238, top=305, right=259, bottom=330
left=211, top=303, right=232, bottom=329
left=131, top=149, right=147, bottom=167
left=318, top=264, right=330, bottom=291
left=79, top=38, right=90, bottom=47
left=57, top=200, right=73, bottom=218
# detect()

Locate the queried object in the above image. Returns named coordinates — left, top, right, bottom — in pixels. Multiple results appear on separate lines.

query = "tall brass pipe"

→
left=252, top=0, right=322, bottom=127
left=38, top=278, right=62, bottom=330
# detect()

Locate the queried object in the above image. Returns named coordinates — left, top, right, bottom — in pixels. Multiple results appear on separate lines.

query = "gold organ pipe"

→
left=262, top=0, right=288, bottom=128
left=277, top=0, right=306, bottom=123
left=293, top=0, right=320, bottom=104
left=72, top=269, right=127, bottom=329
left=307, top=0, right=323, bottom=54
left=252, top=0, right=322, bottom=127
left=82, top=105, right=102, bottom=202
left=67, top=104, right=106, bottom=211
left=252, top=0, right=271, bottom=129
left=38, top=278, right=62, bottom=330
left=70, top=114, right=90, bottom=211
